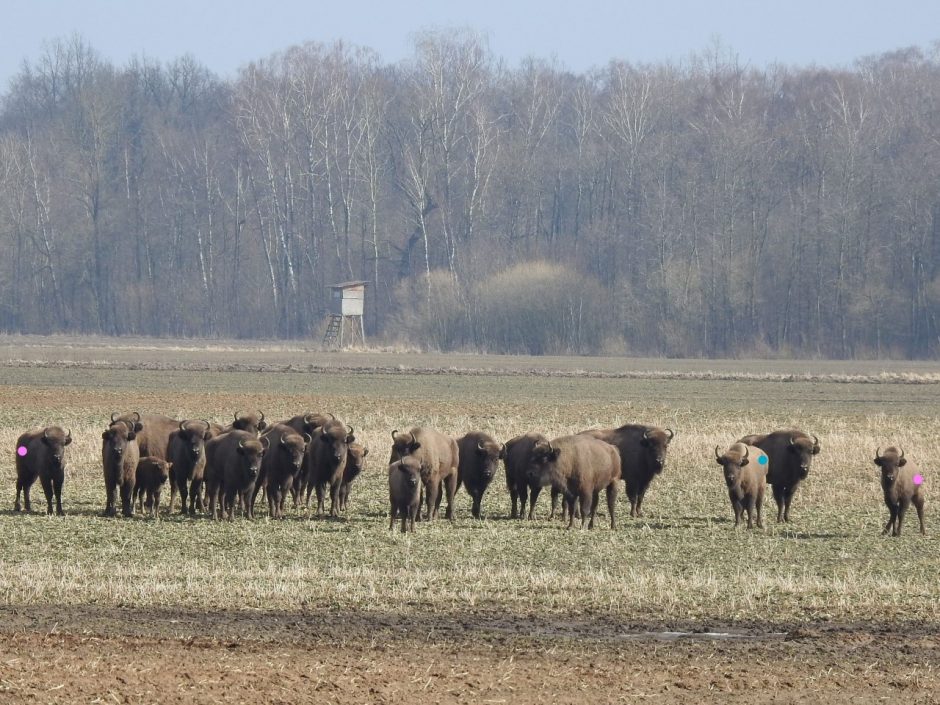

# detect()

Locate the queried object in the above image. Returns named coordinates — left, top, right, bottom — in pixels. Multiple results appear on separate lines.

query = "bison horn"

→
left=234, top=412, right=241, bottom=422
left=202, top=419, right=211, bottom=432
left=281, top=435, right=290, bottom=447
left=328, top=413, right=335, bottom=420
left=410, top=431, right=417, bottom=445
left=110, top=412, right=119, bottom=423
left=812, top=435, right=820, bottom=447
left=789, top=436, right=796, bottom=446
left=547, top=441, right=555, bottom=454
left=303, top=433, right=313, bottom=445
left=715, top=445, right=721, bottom=460
left=258, top=411, right=265, bottom=423
left=665, top=428, right=674, bottom=441
left=347, top=425, right=354, bottom=436
left=260, top=437, right=269, bottom=451
left=44, top=427, right=50, bottom=439
left=65, top=428, right=71, bottom=441
left=643, top=429, right=650, bottom=440
left=743, top=446, right=750, bottom=461
left=477, top=440, right=486, bottom=452
left=874, top=447, right=882, bottom=461
left=900, top=447, right=906, bottom=460
left=238, top=439, right=246, bottom=449
left=132, top=412, right=141, bottom=423
left=392, top=429, right=399, bottom=441
left=179, top=421, right=187, bottom=433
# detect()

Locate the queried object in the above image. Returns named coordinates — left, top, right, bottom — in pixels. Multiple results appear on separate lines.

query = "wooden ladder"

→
left=321, top=315, right=342, bottom=347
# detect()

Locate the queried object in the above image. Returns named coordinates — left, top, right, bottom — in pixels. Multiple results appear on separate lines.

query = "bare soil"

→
left=2, top=606, right=937, bottom=704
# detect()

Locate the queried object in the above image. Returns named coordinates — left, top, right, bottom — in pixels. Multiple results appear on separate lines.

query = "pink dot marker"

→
left=913, top=474, right=924, bottom=486
left=16, top=446, right=27, bottom=457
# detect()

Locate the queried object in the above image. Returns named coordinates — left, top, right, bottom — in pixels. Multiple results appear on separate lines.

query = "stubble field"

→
left=0, top=336, right=938, bottom=703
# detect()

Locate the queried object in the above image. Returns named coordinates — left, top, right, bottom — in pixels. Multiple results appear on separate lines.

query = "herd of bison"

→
left=12, top=411, right=927, bottom=536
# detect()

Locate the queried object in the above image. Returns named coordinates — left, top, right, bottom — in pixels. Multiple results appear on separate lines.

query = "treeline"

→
left=1, top=32, right=939, bottom=357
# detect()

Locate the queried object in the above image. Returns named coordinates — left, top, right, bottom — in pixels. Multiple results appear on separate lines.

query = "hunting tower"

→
left=321, top=281, right=367, bottom=348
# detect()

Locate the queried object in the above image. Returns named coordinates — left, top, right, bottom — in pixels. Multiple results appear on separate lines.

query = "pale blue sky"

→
left=3, top=0, right=939, bottom=90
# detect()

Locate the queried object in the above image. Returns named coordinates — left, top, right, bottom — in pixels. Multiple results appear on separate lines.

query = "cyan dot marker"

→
left=758, top=455, right=768, bottom=465
left=16, top=446, right=27, bottom=457
left=913, top=474, right=924, bottom=486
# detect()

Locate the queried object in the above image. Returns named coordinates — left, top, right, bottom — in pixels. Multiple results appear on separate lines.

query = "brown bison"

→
left=283, top=413, right=334, bottom=503
left=388, top=456, right=422, bottom=533
left=134, top=456, right=171, bottom=517
left=738, top=430, right=820, bottom=523
left=208, top=410, right=268, bottom=438
left=167, top=420, right=212, bottom=515
left=110, top=412, right=179, bottom=460
left=504, top=432, right=553, bottom=519
left=14, top=426, right=72, bottom=515
left=305, top=419, right=355, bottom=517
left=524, top=435, right=621, bottom=530
left=390, top=428, right=459, bottom=521
left=456, top=432, right=505, bottom=519
left=101, top=419, right=141, bottom=517
left=205, top=430, right=268, bottom=520
left=875, top=447, right=926, bottom=537
left=715, top=443, right=767, bottom=529
left=251, top=423, right=310, bottom=519
left=338, top=443, right=369, bottom=513
left=579, top=424, right=673, bottom=518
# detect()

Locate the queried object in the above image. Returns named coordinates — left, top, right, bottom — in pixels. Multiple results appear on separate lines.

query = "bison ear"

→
left=127, top=431, right=137, bottom=441
left=873, top=457, right=883, bottom=467
left=346, top=434, right=355, bottom=444
left=133, top=422, right=144, bottom=433
left=203, top=431, right=213, bottom=442
left=101, top=430, right=111, bottom=441
left=549, top=448, right=561, bottom=461
left=715, top=457, right=724, bottom=466
left=362, top=447, right=369, bottom=457
left=811, top=445, right=820, bottom=455
left=740, top=457, right=749, bottom=466
left=899, top=457, right=907, bottom=466
left=257, top=421, right=267, bottom=431
left=64, top=435, right=72, bottom=446
left=410, top=442, right=422, bottom=452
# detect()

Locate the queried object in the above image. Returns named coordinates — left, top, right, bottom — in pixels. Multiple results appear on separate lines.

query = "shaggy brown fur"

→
left=101, top=420, right=140, bottom=518
left=388, top=457, right=422, bottom=533
left=739, top=429, right=820, bottom=523
left=134, top=456, right=171, bottom=518
left=14, top=426, right=72, bottom=515
left=456, top=432, right=505, bottom=519
left=715, top=443, right=767, bottom=529
left=390, top=428, right=459, bottom=521
left=875, top=446, right=926, bottom=537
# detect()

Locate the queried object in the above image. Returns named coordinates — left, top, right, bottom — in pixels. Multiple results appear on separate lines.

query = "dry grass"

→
left=0, top=351, right=937, bottom=628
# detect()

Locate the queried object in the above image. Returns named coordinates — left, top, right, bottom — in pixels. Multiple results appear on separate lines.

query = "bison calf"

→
left=715, top=443, right=767, bottom=529
left=524, top=435, right=621, bottom=530
left=102, top=419, right=142, bottom=517
left=388, top=457, right=422, bottom=533
left=457, top=432, right=505, bottom=519
left=14, top=426, right=72, bottom=515
left=134, top=456, right=171, bottom=518
left=875, top=447, right=926, bottom=537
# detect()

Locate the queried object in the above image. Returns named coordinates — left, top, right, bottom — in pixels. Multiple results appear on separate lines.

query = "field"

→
left=0, top=336, right=939, bottom=703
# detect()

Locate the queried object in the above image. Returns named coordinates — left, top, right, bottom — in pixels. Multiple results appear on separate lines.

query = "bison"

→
left=738, top=430, right=820, bottom=523
left=504, top=432, right=554, bottom=519
left=388, top=456, right=422, bottom=533
left=14, top=426, right=72, bottom=515
left=875, top=446, right=926, bottom=537
left=167, top=419, right=213, bottom=516
left=338, top=442, right=369, bottom=513
left=456, top=432, right=505, bottom=519
left=134, top=456, right=171, bottom=518
left=524, top=435, right=621, bottom=530
left=208, top=411, right=268, bottom=438
left=101, top=419, right=141, bottom=517
left=251, top=423, right=310, bottom=519
left=715, top=443, right=767, bottom=529
left=305, top=419, right=355, bottom=517
left=110, top=412, right=179, bottom=460
left=283, top=413, right=334, bottom=503
left=579, top=424, right=673, bottom=518
left=205, top=430, right=268, bottom=520
left=390, top=428, right=459, bottom=521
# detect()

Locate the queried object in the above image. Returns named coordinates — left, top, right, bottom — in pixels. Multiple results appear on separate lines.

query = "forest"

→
left=1, top=32, right=938, bottom=358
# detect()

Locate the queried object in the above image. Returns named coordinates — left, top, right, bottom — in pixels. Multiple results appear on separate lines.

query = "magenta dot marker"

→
left=913, top=474, right=924, bottom=486
left=16, top=446, right=27, bottom=457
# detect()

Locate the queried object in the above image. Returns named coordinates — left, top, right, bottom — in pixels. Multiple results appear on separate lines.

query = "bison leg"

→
left=22, top=480, right=33, bottom=513
left=896, top=501, right=910, bottom=537
left=177, top=476, right=189, bottom=515
left=223, top=488, right=238, bottom=521
left=389, top=503, right=396, bottom=531
left=914, top=496, right=926, bottom=536
left=549, top=487, right=560, bottom=520
left=772, top=484, right=785, bottom=523
left=314, top=484, right=326, bottom=518
left=250, top=480, right=264, bottom=518
left=153, top=487, right=162, bottom=517
left=745, top=497, right=756, bottom=529
left=527, top=485, right=543, bottom=520
left=120, top=480, right=135, bottom=518
left=635, top=486, right=649, bottom=517
left=471, top=490, right=482, bottom=519
left=104, top=478, right=117, bottom=517
left=587, top=490, right=600, bottom=530
left=39, top=473, right=54, bottom=515
left=443, top=472, right=457, bottom=520
left=328, top=479, right=342, bottom=518
left=755, top=491, right=764, bottom=529
left=606, top=482, right=618, bottom=530
left=882, top=506, right=897, bottom=536
left=52, top=471, right=64, bottom=516
left=626, top=490, right=638, bottom=518
left=509, top=485, right=519, bottom=519
left=14, top=476, right=23, bottom=512
left=425, top=479, right=441, bottom=521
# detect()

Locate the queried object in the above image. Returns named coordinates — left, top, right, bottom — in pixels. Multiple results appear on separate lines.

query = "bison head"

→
left=109, top=412, right=143, bottom=434
left=302, top=412, right=334, bottom=434
left=641, top=427, right=673, bottom=474
left=279, top=431, right=308, bottom=472
left=393, top=457, right=421, bottom=488
left=391, top=429, right=421, bottom=459
left=237, top=437, right=267, bottom=480
left=787, top=434, right=819, bottom=479
left=232, top=410, right=267, bottom=434
left=102, top=420, right=136, bottom=458
left=320, top=420, right=354, bottom=464
left=346, top=443, right=369, bottom=481
left=525, top=440, right=561, bottom=487
left=41, top=426, right=72, bottom=468
left=476, top=438, right=505, bottom=480
left=874, top=446, right=906, bottom=484
left=179, top=420, right=211, bottom=460
left=715, top=443, right=758, bottom=488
